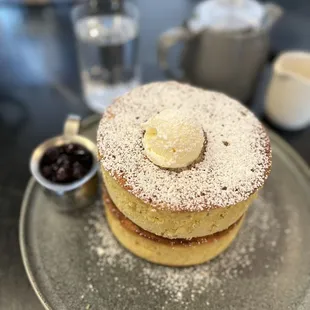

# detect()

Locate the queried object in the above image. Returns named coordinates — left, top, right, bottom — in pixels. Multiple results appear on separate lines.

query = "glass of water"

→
left=72, top=1, right=140, bottom=113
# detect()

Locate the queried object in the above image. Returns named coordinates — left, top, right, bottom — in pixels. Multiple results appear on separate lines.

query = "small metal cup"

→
left=30, top=115, right=99, bottom=211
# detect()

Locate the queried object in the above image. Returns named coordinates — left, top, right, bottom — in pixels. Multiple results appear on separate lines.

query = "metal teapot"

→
left=158, top=0, right=282, bottom=102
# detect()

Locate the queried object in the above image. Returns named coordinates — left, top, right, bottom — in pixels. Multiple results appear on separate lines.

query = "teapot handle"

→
left=157, top=26, right=191, bottom=80
left=262, top=3, right=283, bottom=30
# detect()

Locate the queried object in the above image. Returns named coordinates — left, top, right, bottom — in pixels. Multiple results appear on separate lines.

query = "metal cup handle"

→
left=63, top=114, right=81, bottom=137
left=157, top=26, right=191, bottom=80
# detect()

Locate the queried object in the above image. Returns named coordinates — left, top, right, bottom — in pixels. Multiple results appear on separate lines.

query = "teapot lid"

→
left=188, top=0, right=265, bottom=32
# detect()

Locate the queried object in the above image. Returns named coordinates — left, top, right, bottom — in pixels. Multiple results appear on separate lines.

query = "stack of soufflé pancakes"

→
left=97, top=82, right=272, bottom=266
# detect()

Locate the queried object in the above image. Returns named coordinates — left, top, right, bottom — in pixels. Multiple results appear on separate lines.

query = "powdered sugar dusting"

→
left=87, top=209, right=135, bottom=271
left=97, top=82, right=271, bottom=211
left=83, top=193, right=284, bottom=309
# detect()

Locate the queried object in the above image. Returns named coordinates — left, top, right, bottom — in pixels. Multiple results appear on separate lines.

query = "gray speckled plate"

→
left=20, top=115, right=310, bottom=310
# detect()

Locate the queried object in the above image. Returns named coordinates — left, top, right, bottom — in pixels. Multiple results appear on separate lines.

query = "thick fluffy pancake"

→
left=103, top=168, right=254, bottom=239
left=97, top=82, right=271, bottom=214
left=104, top=191, right=245, bottom=267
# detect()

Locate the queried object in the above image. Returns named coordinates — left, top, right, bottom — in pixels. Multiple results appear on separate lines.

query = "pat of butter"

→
left=142, top=109, right=205, bottom=168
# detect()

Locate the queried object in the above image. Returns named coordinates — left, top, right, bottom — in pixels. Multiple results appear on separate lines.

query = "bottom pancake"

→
left=104, top=191, right=245, bottom=267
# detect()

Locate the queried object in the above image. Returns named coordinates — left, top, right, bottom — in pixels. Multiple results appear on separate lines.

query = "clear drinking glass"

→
left=72, top=1, right=140, bottom=113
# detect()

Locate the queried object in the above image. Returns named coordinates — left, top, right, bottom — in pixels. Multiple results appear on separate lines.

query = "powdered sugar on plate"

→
left=82, top=191, right=285, bottom=309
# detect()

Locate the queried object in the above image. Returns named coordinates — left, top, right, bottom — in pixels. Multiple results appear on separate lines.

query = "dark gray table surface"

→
left=0, top=1, right=309, bottom=309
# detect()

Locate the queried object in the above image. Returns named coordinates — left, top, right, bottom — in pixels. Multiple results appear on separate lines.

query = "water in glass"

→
left=75, top=14, right=140, bottom=113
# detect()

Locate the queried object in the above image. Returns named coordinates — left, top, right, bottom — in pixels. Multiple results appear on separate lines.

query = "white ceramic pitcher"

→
left=265, top=51, right=310, bottom=130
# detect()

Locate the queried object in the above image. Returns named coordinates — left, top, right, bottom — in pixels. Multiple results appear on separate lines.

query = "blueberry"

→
left=42, top=166, right=52, bottom=178
left=56, top=154, right=70, bottom=168
left=56, top=167, right=68, bottom=182
left=72, top=161, right=86, bottom=179
left=52, top=163, right=59, bottom=171
left=65, top=143, right=77, bottom=155
left=58, top=146, right=66, bottom=154
left=40, top=155, right=51, bottom=166
left=74, top=147, right=86, bottom=157
left=79, top=154, right=93, bottom=169
left=44, top=147, right=60, bottom=163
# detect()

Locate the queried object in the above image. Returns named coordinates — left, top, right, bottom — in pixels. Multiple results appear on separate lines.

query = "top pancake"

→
left=97, top=81, right=271, bottom=212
